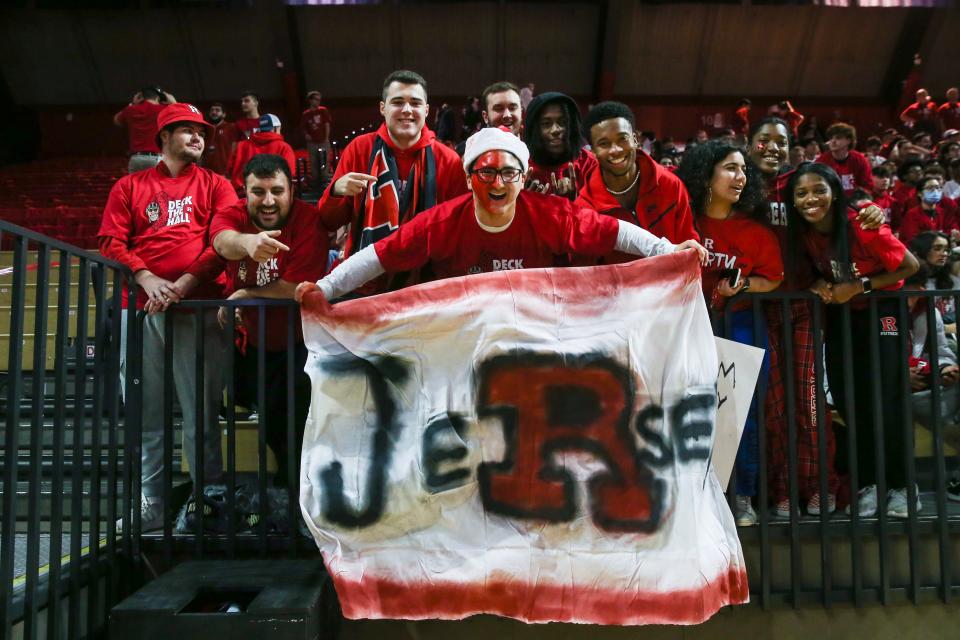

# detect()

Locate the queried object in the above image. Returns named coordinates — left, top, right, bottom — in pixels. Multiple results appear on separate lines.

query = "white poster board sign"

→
left=712, top=337, right=765, bottom=491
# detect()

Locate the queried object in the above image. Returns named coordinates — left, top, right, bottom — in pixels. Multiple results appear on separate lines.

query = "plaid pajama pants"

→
left=765, top=300, right=838, bottom=503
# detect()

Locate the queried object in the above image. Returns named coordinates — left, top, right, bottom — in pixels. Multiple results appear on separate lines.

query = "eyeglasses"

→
left=471, top=167, right=523, bottom=183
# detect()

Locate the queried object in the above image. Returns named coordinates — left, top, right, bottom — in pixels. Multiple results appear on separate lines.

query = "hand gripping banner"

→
left=299, top=251, right=748, bottom=625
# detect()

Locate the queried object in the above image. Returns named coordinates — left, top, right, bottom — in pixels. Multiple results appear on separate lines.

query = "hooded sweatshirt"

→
left=523, top=92, right=597, bottom=199
left=228, top=131, right=298, bottom=191
left=573, top=148, right=697, bottom=264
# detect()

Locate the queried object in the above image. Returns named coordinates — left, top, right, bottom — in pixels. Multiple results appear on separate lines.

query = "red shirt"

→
left=97, top=162, right=238, bottom=308
left=901, top=100, right=939, bottom=126
left=526, top=148, right=598, bottom=200
left=116, top=101, right=165, bottom=154
left=814, top=150, right=873, bottom=197
left=234, top=117, right=261, bottom=140
left=938, top=102, right=960, bottom=131
left=871, top=191, right=895, bottom=225
left=210, top=200, right=328, bottom=351
left=203, top=119, right=236, bottom=176
left=802, top=209, right=907, bottom=307
left=898, top=203, right=959, bottom=246
left=573, top=149, right=697, bottom=265
left=698, top=212, right=783, bottom=311
left=227, top=132, right=298, bottom=191
left=733, top=106, right=750, bottom=136
left=890, top=181, right=917, bottom=230
left=372, top=191, right=619, bottom=279
left=783, top=110, right=804, bottom=139
left=317, top=124, right=468, bottom=232
left=301, top=106, right=332, bottom=143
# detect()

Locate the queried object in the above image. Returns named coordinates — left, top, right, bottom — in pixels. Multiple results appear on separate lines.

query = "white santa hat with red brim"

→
left=463, top=126, right=530, bottom=173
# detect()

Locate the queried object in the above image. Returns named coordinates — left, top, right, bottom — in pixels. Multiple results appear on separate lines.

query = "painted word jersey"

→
left=98, top=162, right=238, bottom=306
left=300, top=252, right=748, bottom=625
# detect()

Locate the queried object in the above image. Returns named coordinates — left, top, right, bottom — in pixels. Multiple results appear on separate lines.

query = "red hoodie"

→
left=317, top=123, right=467, bottom=233
left=227, top=131, right=298, bottom=191
left=572, top=149, right=697, bottom=265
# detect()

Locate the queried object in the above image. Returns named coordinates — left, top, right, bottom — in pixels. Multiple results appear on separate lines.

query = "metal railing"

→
left=0, top=220, right=138, bottom=640
left=714, top=289, right=960, bottom=608
left=5, top=212, right=960, bottom=637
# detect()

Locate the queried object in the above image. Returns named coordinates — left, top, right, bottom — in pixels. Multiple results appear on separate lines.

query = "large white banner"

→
left=299, top=252, right=748, bottom=626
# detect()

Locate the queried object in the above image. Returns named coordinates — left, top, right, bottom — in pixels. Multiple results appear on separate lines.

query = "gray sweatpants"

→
left=121, top=309, right=227, bottom=497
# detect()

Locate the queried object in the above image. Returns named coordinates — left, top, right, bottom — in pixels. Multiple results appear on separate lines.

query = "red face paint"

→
left=470, top=150, right=521, bottom=216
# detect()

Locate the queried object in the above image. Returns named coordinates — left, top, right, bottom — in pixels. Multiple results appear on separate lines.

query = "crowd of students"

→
left=108, top=70, right=960, bottom=532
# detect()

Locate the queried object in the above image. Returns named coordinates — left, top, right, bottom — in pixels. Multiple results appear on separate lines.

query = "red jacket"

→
left=898, top=203, right=958, bottom=246
left=227, top=132, right=297, bottom=191
left=317, top=124, right=467, bottom=233
left=573, top=149, right=697, bottom=265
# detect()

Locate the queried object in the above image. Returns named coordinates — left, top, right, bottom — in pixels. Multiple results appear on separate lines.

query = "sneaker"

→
left=947, top=479, right=960, bottom=503
left=886, top=486, right=922, bottom=519
left=807, top=493, right=836, bottom=516
left=845, top=485, right=878, bottom=517
left=774, top=498, right=792, bottom=519
left=116, top=495, right=163, bottom=533
left=734, top=495, right=757, bottom=527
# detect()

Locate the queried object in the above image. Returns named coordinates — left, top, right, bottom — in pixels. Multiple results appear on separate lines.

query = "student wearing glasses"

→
left=297, top=127, right=707, bottom=301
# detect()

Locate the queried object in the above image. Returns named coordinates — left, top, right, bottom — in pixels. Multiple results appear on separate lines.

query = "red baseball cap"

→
left=154, top=103, right=214, bottom=147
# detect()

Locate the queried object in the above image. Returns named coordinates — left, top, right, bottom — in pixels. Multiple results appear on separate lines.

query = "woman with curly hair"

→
left=678, top=139, right=784, bottom=526
left=787, top=163, right=919, bottom=518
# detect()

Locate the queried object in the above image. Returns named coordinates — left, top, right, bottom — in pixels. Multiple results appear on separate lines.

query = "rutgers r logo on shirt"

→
left=880, top=316, right=898, bottom=336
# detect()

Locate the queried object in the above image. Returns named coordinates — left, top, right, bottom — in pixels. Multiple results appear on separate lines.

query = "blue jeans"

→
left=725, top=309, right=769, bottom=497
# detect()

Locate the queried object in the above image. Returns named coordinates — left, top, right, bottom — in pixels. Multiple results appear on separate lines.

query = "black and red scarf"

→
left=344, top=128, right=437, bottom=258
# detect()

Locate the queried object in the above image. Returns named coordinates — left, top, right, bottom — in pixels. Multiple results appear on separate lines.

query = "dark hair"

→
left=785, top=163, right=853, bottom=282
left=748, top=116, right=791, bottom=148
left=210, top=102, right=224, bottom=110
left=242, top=153, right=292, bottom=185
left=736, top=98, right=752, bottom=108
left=675, top=139, right=766, bottom=222
left=825, top=122, right=857, bottom=147
left=240, top=90, right=260, bottom=102
left=481, top=81, right=520, bottom=112
left=897, top=159, right=925, bottom=180
left=866, top=136, right=882, bottom=147
left=581, top=101, right=635, bottom=142
left=913, top=131, right=932, bottom=144
left=904, top=263, right=930, bottom=291
left=938, top=141, right=960, bottom=159
left=909, top=231, right=953, bottom=290
left=872, top=164, right=892, bottom=178
left=524, top=94, right=583, bottom=166
left=382, top=70, right=427, bottom=101
left=141, top=86, right=161, bottom=100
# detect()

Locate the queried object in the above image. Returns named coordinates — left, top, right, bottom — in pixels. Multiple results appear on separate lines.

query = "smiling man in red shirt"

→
left=815, top=122, right=873, bottom=197
left=573, top=101, right=698, bottom=266
left=212, top=153, right=328, bottom=488
left=317, top=69, right=467, bottom=294
left=99, top=102, right=238, bottom=531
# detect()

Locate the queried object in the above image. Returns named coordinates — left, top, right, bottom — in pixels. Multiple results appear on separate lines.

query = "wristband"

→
left=740, top=277, right=751, bottom=293
left=860, top=277, right=873, bottom=294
